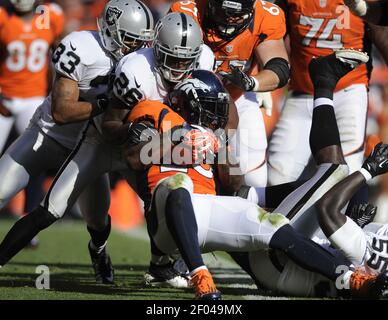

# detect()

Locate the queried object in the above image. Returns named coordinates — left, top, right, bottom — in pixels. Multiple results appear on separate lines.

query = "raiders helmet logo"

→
left=106, top=7, right=123, bottom=26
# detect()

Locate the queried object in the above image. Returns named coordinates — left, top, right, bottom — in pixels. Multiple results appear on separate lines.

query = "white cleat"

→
left=335, top=48, right=369, bottom=68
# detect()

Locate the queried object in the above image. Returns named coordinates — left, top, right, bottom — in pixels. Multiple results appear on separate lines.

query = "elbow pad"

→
left=263, top=57, right=290, bottom=88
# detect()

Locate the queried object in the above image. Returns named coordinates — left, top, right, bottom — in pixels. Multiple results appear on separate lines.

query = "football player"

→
left=125, top=64, right=388, bottom=300
left=170, top=0, right=290, bottom=187
left=344, top=0, right=388, bottom=25
left=0, top=0, right=64, bottom=152
left=230, top=50, right=388, bottom=299
left=268, top=0, right=388, bottom=188
left=0, top=12, right=213, bottom=287
left=0, top=0, right=155, bottom=284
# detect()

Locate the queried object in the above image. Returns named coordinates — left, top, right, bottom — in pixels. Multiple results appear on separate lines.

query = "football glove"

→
left=220, top=65, right=259, bottom=91
left=348, top=203, right=377, bottom=228
left=127, top=121, right=158, bottom=147
left=362, top=142, right=388, bottom=179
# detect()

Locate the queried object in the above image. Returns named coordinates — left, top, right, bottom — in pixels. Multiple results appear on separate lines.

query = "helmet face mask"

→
left=98, top=0, right=155, bottom=60
left=10, top=0, right=36, bottom=13
left=153, top=13, right=203, bottom=83
left=168, top=70, right=230, bottom=130
left=205, top=0, right=255, bottom=40
left=154, top=42, right=202, bottom=83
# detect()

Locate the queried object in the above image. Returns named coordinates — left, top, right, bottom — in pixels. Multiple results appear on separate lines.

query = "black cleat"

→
left=309, top=49, right=369, bottom=91
left=144, top=262, right=190, bottom=288
left=88, top=241, right=114, bottom=285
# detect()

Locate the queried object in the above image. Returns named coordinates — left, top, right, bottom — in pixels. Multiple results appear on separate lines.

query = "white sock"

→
left=328, top=217, right=366, bottom=265
left=189, top=265, right=208, bottom=277
left=313, top=97, right=334, bottom=109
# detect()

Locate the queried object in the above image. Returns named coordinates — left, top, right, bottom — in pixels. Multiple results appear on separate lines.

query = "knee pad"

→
left=158, top=173, right=194, bottom=194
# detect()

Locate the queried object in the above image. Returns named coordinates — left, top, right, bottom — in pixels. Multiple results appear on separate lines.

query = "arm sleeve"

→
left=52, top=33, right=86, bottom=82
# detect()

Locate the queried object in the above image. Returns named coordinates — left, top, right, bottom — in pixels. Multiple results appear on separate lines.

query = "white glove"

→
left=257, top=91, right=273, bottom=117
left=344, top=0, right=368, bottom=16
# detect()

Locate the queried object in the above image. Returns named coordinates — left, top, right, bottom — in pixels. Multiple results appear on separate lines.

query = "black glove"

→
left=220, top=65, right=257, bottom=91
left=91, top=96, right=109, bottom=117
left=127, top=121, right=158, bottom=147
left=362, top=142, right=388, bottom=178
left=348, top=203, right=377, bottom=228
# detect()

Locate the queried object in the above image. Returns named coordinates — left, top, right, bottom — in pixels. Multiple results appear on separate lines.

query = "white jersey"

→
left=112, top=45, right=215, bottom=108
left=363, top=223, right=388, bottom=274
left=32, top=30, right=115, bottom=150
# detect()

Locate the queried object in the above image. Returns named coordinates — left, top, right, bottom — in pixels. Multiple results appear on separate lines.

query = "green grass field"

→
left=0, top=219, right=263, bottom=300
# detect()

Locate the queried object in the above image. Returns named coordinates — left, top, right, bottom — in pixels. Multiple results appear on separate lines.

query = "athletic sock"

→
left=310, top=99, right=341, bottom=156
left=165, top=188, right=204, bottom=272
left=87, top=215, right=111, bottom=254
left=0, top=206, right=57, bottom=266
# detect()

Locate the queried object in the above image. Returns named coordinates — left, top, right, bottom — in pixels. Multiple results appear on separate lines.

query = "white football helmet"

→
left=97, top=0, right=155, bottom=60
left=10, top=0, right=36, bottom=13
left=153, top=12, right=203, bottom=83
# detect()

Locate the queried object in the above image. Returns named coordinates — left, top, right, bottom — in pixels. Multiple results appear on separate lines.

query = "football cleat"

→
left=144, top=262, right=190, bottom=288
left=350, top=269, right=388, bottom=299
left=190, top=268, right=221, bottom=300
left=362, top=142, right=388, bottom=179
left=309, top=48, right=369, bottom=91
left=88, top=241, right=114, bottom=285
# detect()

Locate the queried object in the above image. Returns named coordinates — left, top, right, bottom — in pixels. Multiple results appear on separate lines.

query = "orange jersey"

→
left=127, top=100, right=216, bottom=196
left=281, top=0, right=370, bottom=94
left=171, top=0, right=286, bottom=100
left=0, top=3, right=64, bottom=98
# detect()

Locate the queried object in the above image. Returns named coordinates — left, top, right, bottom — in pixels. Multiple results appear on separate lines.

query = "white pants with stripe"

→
left=246, top=163, right=350, bottom=297
left=268, top=84, right=367, bottom=186
left=148, top=173, right=288, bottom=256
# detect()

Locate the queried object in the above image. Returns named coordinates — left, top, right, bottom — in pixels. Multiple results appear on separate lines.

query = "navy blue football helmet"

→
left=204, top=0, right=255, bottom=40
left=168, top=70, right=230, bottom=130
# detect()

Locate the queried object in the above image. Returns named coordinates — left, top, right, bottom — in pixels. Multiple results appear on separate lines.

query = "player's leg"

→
left=0, top=123, right=70, bottom=209
left=148, top=173, right=221, bottom=300
left=267, top=93, right=313, bottom=185
left=230, top=92, right=267, bottom=187
left=0, top=127, right=110, bottom=268
left=0, top=115, right=15, bottom=153
left=13, top=97, right=46, bottom=213
left=78, top=173, right=114, bottom=284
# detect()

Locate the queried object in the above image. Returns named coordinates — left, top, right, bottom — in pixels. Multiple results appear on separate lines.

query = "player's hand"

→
left=343, top=0, right=368, bottom=16
left=362, top=142, right=388, bottom=178
left=348, top=203, right=377, bottom=228
left=127, top=121, right=158, bottom=147
left=220, top=65, right=258, bottom=91
left=182, top=125, right=220, bottom=163
left=91, top=96, right=109, bottom=117
left=257, top=91, right=273, bottom=117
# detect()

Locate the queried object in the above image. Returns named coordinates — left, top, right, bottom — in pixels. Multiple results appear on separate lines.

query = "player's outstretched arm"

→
left=52, top=73, right=107, bottom=124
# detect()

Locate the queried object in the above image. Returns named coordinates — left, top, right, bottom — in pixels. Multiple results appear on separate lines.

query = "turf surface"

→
left=0, top=220, right=260, bottom=300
